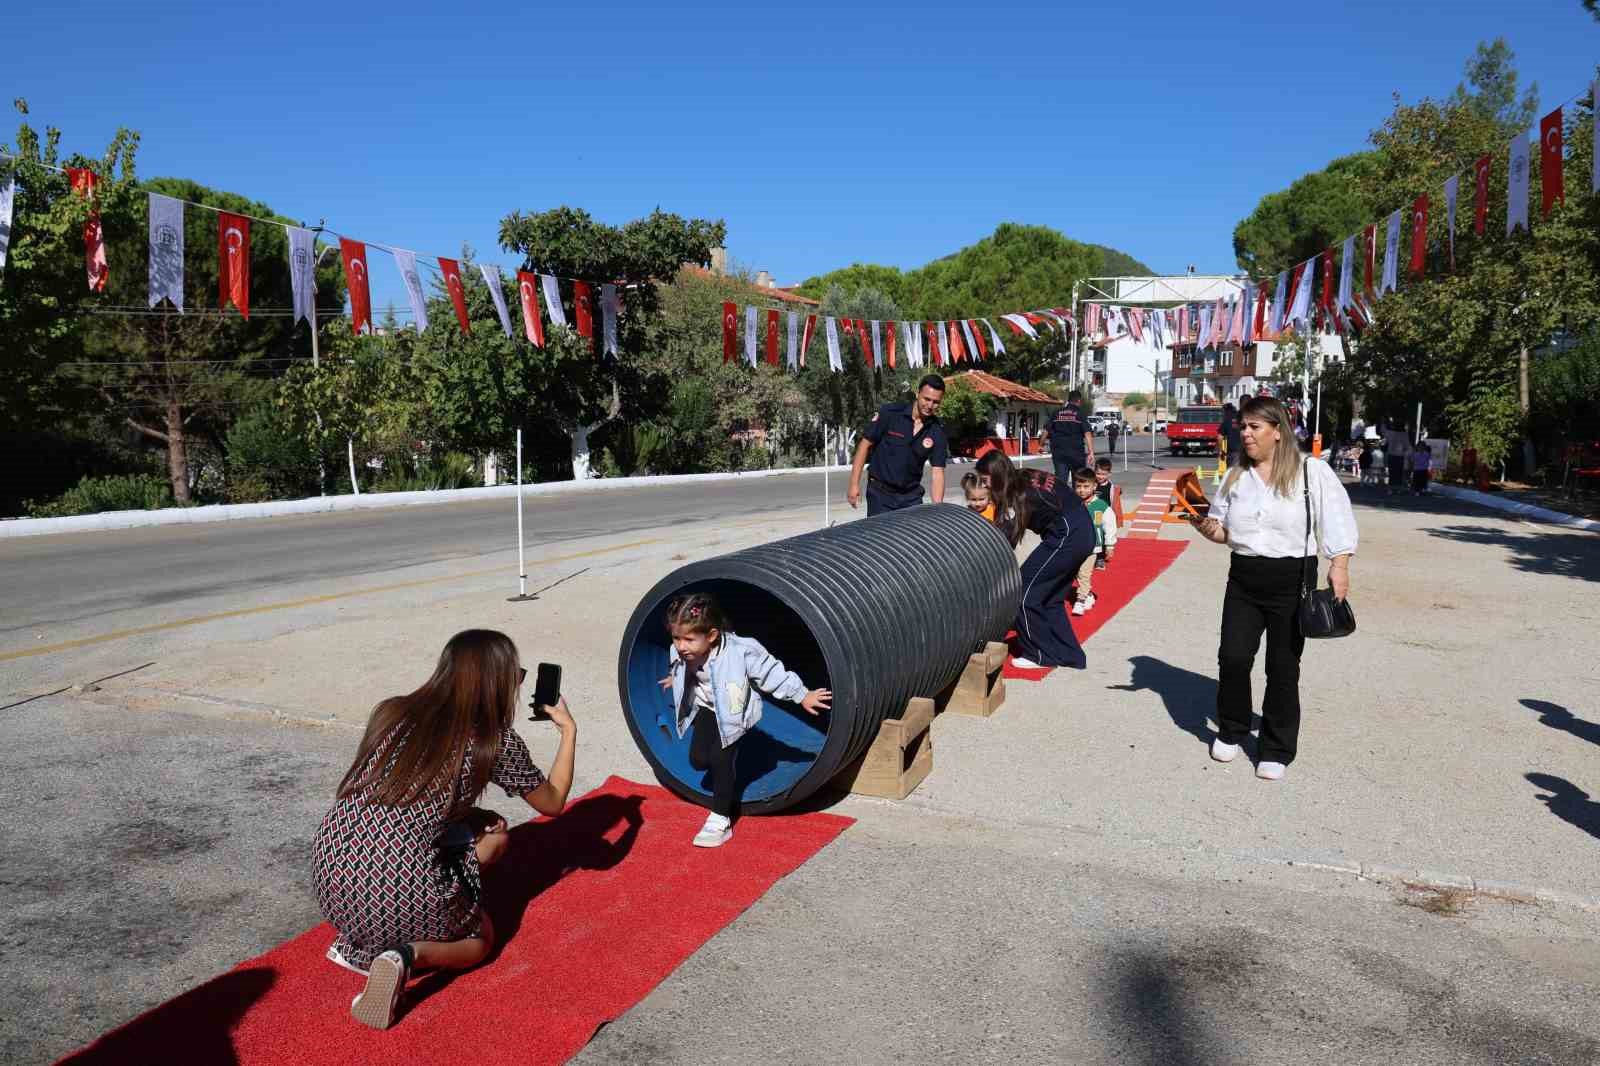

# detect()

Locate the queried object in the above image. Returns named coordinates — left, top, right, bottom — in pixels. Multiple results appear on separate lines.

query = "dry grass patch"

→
left=1398, top=884, right=1476, bottom=917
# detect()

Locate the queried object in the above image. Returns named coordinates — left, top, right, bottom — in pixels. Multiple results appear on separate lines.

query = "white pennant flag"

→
left=601, top=283, right=619, bottom=356
left=1239, top=285, right=1253, bottom=346
left=960, top=319, right=979, bottom=361
left=744, top=305, right=758, bottom=366
left=825, top=317, right=842, bottom=371
left=868, top=320, right=882, bottom=368
left=0, top=174, right=13, bottom=276
left=1381, top=210, right=1401, bottom=295
left=1001, top=312, right=1037, bottom=339
left=1507, top=134, right=1530, bottom=236
left=1290, top=257, right=1316, bottom=327
left=287, top=226, right=316, bottom=326
left=393, top=248, right=429, bottom=332
left=480, top=264, right=514, bottom=338
left=1337, top=236, right=1355, bottom=312
left=1270, top=272, right=1287, bottom=333
left=541, top=274, right=567, bottom=328
left=147, top=193, right=185, bottom=310
left=899, top=322, right=916, bottom=368
left=786, top=311, right=800, bottom=370
left=981, top=318, right=1005, bottom=357
left=1443, top=174, right=1459, bottom=268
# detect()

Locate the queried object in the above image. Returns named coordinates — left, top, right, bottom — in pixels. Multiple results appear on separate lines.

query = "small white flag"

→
left=1443, top=174, right=1459, bottom=268
left=870, top=320, right=883, bottom=368
left=1272, top=271, right=1288, bottom=333
left=960, top=320, right=979, bottom=361
left=601, top=283, right=619, bottom=356
left=1290, top=257, right=1315, bottom=327
left=393, top=248, right=429, bottom=332
left=147, top=193, right=185, bottom=310
left=825, top=317, right=842, bottom=371
left=1381, top=210, right=1401, bottom=295
left=744, top=305, right=758, bottom=366
left=786, top=311, right=800, bottom=371
left=541, top=274, right=567, bottom=328
left=0, top=175, right=16, bottom=276
left=287, top=226, right=316, bottom=326
left=981, top=318, right=1005, bottom=357
left=480, top=264, right=514, bottom=338
left=1507, top=133, right=1530, bottom=236
left=1001, top=312, right=1037, bottom=339
left=899, top=321, right=916, bottom=368
left=1337, top=236, right=1355, bottom=312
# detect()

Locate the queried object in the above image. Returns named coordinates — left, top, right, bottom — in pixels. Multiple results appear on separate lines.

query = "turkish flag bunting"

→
left=1320, top=248, right=1335, bottom=310
left=721, top=301, right=737, bottom=362
left=439, top=258, right=471, bottom=335
left=1002, top=317, right=1025, bottom=335
left=1023, top=312, right=1046, bottom=326
left=926, top=321, right=943, bottom=365
left=885, top=320, right=898, bottom=368
left=766, top=310, right=781, bottom=365
left=857, top=319, right=873, bottom=365
left=1541, top=107, right=1564, bottom=215
left=520, top=272, right=547, bottom=347
left=573, top=280, right=594, bottom=345
left=66, top=168, right=108, bottom=292
left=947, top=320, right=967, bottom=362
left=217, top=212, right=251, bottom=318
left=970, top=320, right=987, bottom=359
left=1362, top=224, right=1377, bottom=303
left=1473, top=155, right=1491, bottom=235
left=1253, top=285, right=1269, bottom=338
left=340, top=238, right=371, bottom=334
left=1409, top=195, right=1428, bottom=277
left=800, top=315, right=816, bottom=367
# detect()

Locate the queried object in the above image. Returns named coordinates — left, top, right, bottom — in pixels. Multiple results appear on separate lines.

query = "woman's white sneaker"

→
left=1256, top=761, right=1287, bottom=781
left=693, top=812, right=733, bottom=848
left=1210, top=739, right=1241, bottom=763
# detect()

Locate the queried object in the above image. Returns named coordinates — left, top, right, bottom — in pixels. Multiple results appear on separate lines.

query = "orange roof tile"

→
left=949, top=370, right=1058, bottom=405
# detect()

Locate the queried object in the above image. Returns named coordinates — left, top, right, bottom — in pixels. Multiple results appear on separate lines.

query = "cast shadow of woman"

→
left=406, top=790, right=645, bottom=1009
left=1108, top=654, right=1229, bottom=747
left=57, top=966, right=276, bottom=1065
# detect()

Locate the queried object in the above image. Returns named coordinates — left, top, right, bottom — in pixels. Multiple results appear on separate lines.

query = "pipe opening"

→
left=621, top=577, right=834, bottom=804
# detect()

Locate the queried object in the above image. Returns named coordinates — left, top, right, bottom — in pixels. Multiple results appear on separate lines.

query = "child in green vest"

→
left=1071, top=468, right=1117, bottom=615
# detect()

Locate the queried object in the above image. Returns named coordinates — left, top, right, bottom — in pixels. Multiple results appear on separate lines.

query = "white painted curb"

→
left=1429, top=484, right=1600, bottom=534
left=0, top=463, right=843, bottom=540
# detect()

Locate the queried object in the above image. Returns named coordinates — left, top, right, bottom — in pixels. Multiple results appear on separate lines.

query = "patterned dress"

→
left=313, top=726, right=545, bottom=970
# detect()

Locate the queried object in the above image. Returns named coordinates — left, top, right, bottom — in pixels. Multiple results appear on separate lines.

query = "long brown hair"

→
left=975, top=450, right=1029, bottom=546
left=337, top=629, right=522, bottom=812
left=1221, top=395, right=1303, bottom=499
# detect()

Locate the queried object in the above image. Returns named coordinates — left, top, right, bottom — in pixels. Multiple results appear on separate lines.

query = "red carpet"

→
left=59, top=776, right=853, bottom=1066
left=1003, top=538, right=1188, bottom=680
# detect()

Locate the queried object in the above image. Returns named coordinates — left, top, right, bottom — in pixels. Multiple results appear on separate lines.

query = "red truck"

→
left=1165, top=405, right=1226, bottom=456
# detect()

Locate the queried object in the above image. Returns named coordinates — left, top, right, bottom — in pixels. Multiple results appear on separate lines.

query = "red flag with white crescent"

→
left=579, top=280, right=598, bottom=342
left=217, top=212, right=251, bottom=318
left=800, top=315, right=816, bottom=367
left=1319, top=248, right=1335, bottom=311
left=885, top=320, right=898, bottom=368
left=438, top=258, right=471, bottom=334
left=1362, top=224, right=1377, bottom=304
left=1540, top=107, right=1564, bottom=215
left=340, top=238, right=371, bottom=334
left=943, top=320, right=964, bottom=363
left=66, top=167, right=108, bottom=293
left=1253, top=283, right=1269, bottom=338
left=1409, top=195, right=1428, bottom=278
left=721, top=301, right=737, bottom=362
left=969, top=320, right=987, bottom=359
left=1473, top=155, right=1491, bottom=235
left=519, top=271, right=546, bottom=347
left=926, top=321, right=942, bottom=366
left=765, top=309, right=781, bottom=366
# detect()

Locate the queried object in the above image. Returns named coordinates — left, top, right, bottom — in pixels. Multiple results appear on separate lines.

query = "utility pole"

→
left=1068, top=281, right=1080, bottom=392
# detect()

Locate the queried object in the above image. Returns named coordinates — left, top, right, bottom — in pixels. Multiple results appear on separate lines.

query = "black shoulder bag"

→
left=1298, top=462, right=1357, bottom=639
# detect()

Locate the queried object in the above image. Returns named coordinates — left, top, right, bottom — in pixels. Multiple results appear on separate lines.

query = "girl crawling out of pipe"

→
left=658, top=592, right=832, bottom=847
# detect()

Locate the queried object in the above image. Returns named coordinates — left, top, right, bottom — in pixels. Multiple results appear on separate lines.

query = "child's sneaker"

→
left=692, top=812, right=733, bottom=848
left=350, top=944, right=412, bottom=1030
left=1094, top=555, right=1107, bottom=570
left=1083, top=594, right=1097, bottom=612
left=1010, top=656, right=1041, bottom=669
left=1071, top=600, right=1088, bottom=616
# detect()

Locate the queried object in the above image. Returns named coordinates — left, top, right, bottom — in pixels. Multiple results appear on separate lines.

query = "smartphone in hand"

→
left=529, top=662, right=561, bottom=721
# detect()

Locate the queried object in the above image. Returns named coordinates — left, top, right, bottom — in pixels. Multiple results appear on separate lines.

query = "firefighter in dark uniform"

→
left=1047, top=389, right=1095, bottom=482
left=848, top=375, right=949, bottom=516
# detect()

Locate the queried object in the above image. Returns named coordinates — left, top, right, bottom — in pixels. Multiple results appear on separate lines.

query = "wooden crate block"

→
left=838, top=697, right=934, bottom=800
left=942, top=641, right=1009, bottom=717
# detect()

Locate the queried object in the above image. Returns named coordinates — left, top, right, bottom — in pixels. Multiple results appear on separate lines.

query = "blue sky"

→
left=7, top=0, right=1597, bottom=313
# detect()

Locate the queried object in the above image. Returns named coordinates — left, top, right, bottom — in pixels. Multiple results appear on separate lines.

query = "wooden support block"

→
left=941, top=641, right=1009, bottom=717
left=838, top=697, right=934, bottom=800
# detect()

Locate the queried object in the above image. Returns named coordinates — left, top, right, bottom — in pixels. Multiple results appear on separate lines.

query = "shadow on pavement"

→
left=1421, top=525, right=1600, bottom=583
left=1523, top=699, right=1600, bottom=747
left=1527, top=772, right=1600, bottom=842
left=56, top=966, right=275, bottom=1065
left=1109, top=948, right=1216, bottom=1065
left=1109, top=656, right=1219, bottom=747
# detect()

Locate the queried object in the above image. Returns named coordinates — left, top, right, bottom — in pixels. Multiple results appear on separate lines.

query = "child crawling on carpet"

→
left=659, top=593, right=831, bottom=848
left=312, top=629, right=578, bottom=1031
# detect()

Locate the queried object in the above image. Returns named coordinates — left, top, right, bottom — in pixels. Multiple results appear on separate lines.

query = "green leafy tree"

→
left=936, top=376, right=1002, bottom=447
left=800, top=284, right=911, bottom=441
left=1232, top=153, right=1379, bottom=276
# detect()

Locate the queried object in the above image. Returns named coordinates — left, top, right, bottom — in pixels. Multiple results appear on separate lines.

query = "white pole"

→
left=823, top=424, right=831, bottom=527
left=347, top=438, right=360, bottom=495
left=1415, top=402, right=1423, bottom=445
left=516, top=428, right=526, bottom=598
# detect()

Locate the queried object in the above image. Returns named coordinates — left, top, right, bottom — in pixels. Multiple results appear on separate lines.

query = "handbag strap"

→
left=1300, top=460, right=1314, bottom=598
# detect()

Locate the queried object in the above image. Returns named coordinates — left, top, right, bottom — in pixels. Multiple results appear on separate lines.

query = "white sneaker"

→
left=1083, top=595, right=1097, bottom=611
left=693, top=812, right=733, bottom=848
left=1210, top=739, right=1240, bottom=763
left=326, top=943, right=368, bottom=976
left=350, top=948, right=410, bottom=1030
left=1071, top=601, right=1088, bottom=616
left=1256, top=761, right=1286, bottom=781
left=1009, top=656, right=1041, bottom=669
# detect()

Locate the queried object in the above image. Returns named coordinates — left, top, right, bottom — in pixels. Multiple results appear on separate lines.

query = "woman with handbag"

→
left=1195, top=396, right=1357, bottom=781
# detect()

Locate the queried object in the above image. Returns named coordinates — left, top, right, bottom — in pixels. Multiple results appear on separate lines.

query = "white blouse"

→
left=1210, top=458, right=1358, bottom=560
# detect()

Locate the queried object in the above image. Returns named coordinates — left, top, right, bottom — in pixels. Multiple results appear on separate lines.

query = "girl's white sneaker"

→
left=1010, top=656, right=1041, bottom=669
left=1256, top=761, right=1287, bottom=781
left=1210, top=739, right=1241, bottom=763
left=693, top=813, right=733, bottom=848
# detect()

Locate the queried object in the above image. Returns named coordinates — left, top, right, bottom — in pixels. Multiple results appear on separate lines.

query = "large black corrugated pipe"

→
left=617, top=504, right=1022, bottom=813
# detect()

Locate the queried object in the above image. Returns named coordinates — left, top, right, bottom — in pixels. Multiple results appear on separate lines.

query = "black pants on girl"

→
left=1015, top=522, right=1096, bottom=669
left=1215, top=554, right=1311, bottom=764
left=688, top=705, right=739, bottom=818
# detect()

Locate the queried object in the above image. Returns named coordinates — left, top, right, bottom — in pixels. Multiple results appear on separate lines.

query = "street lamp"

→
left=1136, top=361, right=1164, bottom=469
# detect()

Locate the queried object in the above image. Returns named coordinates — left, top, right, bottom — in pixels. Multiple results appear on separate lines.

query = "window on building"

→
left=1221, top=348, right=1232, bottom=367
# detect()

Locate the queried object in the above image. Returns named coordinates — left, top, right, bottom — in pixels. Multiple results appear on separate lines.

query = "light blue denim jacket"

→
left=665, top=632, right=809, bottom=748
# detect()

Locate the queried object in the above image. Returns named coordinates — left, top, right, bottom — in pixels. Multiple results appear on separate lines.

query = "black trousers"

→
left=1014, top=524, right=1095, bottom=669
left=1215, top=554, right=1310, bottom=764
left=866, top=482, right=922, bottom=516
left=688, top=705, right=739, bottom=818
